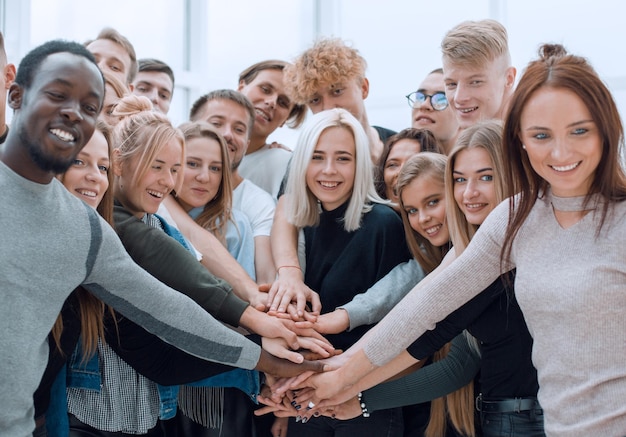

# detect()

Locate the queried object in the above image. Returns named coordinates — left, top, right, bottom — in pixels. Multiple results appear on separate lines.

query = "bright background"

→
left=2, top=0, right=626, bottom=147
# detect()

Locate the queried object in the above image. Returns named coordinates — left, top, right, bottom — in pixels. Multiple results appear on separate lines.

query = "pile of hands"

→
left=248, top=273, right=367, bottom=425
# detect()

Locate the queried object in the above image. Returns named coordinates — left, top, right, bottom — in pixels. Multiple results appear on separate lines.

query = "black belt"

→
left=476, top=394, right=542, bottom=413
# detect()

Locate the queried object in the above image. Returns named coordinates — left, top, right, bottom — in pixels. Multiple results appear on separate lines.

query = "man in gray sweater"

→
left=0, top=40, right=320, bottom=437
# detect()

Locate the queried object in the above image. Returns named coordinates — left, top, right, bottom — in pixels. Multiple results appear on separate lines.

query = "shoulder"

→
left=236, top=180, right=276, bottom=207
left=372, top=126, right=397, bottom=143
left=366, top=203, right=402, bottom=223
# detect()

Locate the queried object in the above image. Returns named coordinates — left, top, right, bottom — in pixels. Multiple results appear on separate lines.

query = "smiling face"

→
left=443, top=56, right=514, bottom=129
left=115, top=137, right=183, bottom=217
left=520, top=87, right=602, bottom=198
left=60, top=129, right=109, bottom=208
left=453, top=147, right=497, bottom=225
left=176, top=136, right=223, bottom=211
left=238, top=68, right=292, bottom=140
left=10, top=52, right=103, bottom=182
left=412, top=71, right=459, bottom=150
left=401, top=173, right=449, bottom=247
left=305, top=126, right=356, bottom=211
left=193, top=99, right=250, bottom=170
left=132, top=70, right=173, bottom=115
left=383, top=139, right=422, bottom=203
left=87, top=38, right=131, bottom=85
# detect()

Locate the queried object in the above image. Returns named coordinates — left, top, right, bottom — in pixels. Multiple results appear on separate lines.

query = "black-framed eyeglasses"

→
left=405, top=91, right=449, bottom=111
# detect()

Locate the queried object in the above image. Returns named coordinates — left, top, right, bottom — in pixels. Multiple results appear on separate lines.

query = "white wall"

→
left=2, top=0, right=625, bottom=146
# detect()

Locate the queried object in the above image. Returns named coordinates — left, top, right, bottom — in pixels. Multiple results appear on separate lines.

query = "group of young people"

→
left=0, top=15, right=624, bottom=437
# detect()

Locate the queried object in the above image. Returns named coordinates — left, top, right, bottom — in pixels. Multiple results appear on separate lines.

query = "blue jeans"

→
left=287, top=407, right=403, bottom=437
left=481, top=409, right=545, bottom=437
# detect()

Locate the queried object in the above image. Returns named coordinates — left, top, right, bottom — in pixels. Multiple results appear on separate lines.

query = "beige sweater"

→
left=365, top=190, right=626, bottom=436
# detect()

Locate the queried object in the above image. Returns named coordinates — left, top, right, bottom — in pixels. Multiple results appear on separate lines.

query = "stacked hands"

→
left=252, top=269, right=364, bottom=425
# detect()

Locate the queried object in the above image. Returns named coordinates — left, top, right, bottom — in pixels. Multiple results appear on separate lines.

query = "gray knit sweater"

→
left=0, top=161, right=260, bottom=437
left=364, top=190, right=626, bottom=436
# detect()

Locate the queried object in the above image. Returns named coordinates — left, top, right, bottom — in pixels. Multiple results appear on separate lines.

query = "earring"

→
left=522, top=144, right=527, bottom=150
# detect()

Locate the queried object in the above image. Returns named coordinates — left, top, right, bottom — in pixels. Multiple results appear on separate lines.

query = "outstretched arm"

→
left=162, top=196, right=266, bottom=309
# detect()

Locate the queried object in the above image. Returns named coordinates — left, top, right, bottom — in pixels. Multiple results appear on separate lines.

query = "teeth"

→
left=320, top=181, right=339, bottom=188
left=77, top=189, right=97, bottom=198
left=425, top=224, right=441, bottom=235
left=459, top=107, right=477, bottom=114
left=147, top=190, right=164, bottom=198
left=255, top=108, right=270, bottom=121
left=50, top=128, right=75, bottom=142
left=552, top=162, right=580, bottom=172
left=465, top=203, right=486, bottom=209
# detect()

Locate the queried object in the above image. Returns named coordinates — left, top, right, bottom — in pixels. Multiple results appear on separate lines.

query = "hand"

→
left=240, top=307, right=299, bottom=351
left=320, top=396, right=361, bottom=420
left=266, top=269, right=322, bottom=316
left=256, top=349, right=325, bottom=378
left=312, top=309, right=350, bottom=335
left=262, top=335, right=335, bottom=364
left=271, top=416, right=289, bottom=437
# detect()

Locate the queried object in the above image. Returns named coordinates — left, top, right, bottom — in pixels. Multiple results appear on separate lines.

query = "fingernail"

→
left=302, top=417, right=308, bottom=424
left=291, top=401, right=297, bottom=407
left=313, top=412, right=320, bottom=417
left=295, top=416, right=301, bottom=422
left=295, top=404, right=301, bottom=410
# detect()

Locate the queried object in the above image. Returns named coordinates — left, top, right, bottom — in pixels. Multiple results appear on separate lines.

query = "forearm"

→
left=254, top=236, right=276, bottom=285
left=271, top=195, right=301, bottom=269
left=163, top=196, right=260, bottom=302
left=341, top=259, right=425, bottom=330
left=364, top=334, right=480, bottom=412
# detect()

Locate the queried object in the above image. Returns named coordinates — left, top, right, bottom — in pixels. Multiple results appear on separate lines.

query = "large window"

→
left=2, top=0, right=626, bottom=145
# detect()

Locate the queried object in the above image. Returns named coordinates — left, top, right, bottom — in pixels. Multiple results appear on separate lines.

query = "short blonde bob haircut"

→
left=285, top=108, right=384, bottom=231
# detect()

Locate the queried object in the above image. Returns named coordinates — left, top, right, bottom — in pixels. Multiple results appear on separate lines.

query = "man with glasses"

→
left=406, top=68, right=460, bottom=154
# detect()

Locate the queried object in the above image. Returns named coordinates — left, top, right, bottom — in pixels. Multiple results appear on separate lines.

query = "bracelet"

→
left=276, top=265, right=302, bottom=274
left=357, top=392, right=370, bottom=418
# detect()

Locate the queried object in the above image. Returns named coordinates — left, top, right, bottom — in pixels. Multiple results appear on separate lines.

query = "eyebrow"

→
left=526, top=119, right=595, bottom=131
left=51, top=78, right=102, bottom=100
left=453, top=167, right=493, bottom=174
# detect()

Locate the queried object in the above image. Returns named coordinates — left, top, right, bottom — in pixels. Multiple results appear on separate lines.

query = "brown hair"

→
left=189, top=89, right=255, bottom=135
left=375, top=128, right=443, bottom=198
left=502, top=43, right=626, bottom=267
left=283, top=37, right=367, bottom=106
left=53, top=119, right=117, bottom=360
left=176, top=121, right=233, bottom=246
left=239, top=60, right=306, bottom=128
left=138, top=58, right=175, bottom=88
left=87, top=27, right=138, bottom=83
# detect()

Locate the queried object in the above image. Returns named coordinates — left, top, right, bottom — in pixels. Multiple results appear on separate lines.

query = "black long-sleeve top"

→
left=407, top=271, right=539, bottom=398
left=304, top=202, right=411, bottom=351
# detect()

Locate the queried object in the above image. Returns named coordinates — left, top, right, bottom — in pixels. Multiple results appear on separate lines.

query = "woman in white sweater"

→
left=288, top=43, right=626, bottom=436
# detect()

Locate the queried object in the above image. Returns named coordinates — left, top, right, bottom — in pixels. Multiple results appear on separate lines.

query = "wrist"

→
left=276, top=265, right=302, bottom=276
left=357, top=392, right=370, bottom=417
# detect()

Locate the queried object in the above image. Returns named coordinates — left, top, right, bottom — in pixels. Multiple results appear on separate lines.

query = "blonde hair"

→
left=396, top=153, right=476, bottom=437
left=285, top=108, right=384, bottom=231
left=441, top=19, right=510, bottom=69
left=113, top=95, right=185, bottom=193
left=396, top=153, right=449, bottom=273
left=176, top=121, right=233, bottom=246
left=284, top=37, right=367, bottom=105
left=446, top=120, right=507, bottom=254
